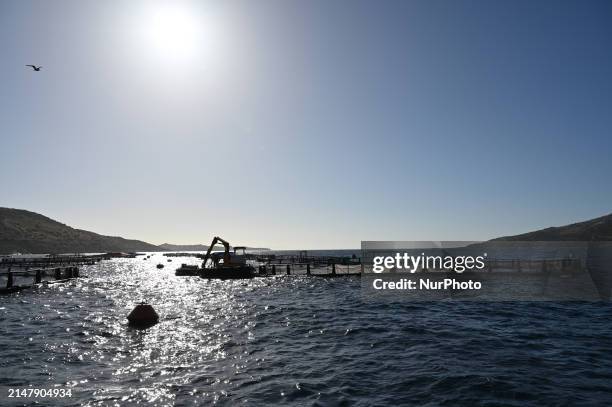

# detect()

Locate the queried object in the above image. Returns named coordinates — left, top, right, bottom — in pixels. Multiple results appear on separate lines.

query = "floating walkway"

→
left=175, top=254, right=584, bottom=279
left=0, top=254, right=102, bottom=295
left=252, top=252, right=362, bottom=277
left=255, top=263, right=362, bottom=278
left=0, top=266, right=82, bottom=295
left=176, top=257, right=363, bottom=278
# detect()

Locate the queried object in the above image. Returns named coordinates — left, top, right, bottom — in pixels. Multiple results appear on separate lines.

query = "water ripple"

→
left=1, top=257, right=612, bottom=406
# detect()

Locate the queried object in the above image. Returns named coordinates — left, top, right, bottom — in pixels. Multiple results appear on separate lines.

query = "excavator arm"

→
left=202, top=236, right=231, bottom=268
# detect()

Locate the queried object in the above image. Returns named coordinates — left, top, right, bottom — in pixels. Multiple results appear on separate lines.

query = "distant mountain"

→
left=0, top=207, right=161, bottom=254
left=157, top=243, right=271, bottom=252
left=158, top=243, right=209, bottom=251
left=494, top=213, right=612, bottom=241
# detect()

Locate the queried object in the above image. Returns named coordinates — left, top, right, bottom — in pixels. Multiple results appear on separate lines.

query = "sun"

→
left=138, top=3, right=211, bottom=64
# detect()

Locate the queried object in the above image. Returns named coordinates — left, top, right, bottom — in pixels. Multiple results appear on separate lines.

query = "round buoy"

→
left=127, top=303, right=159, bottom=328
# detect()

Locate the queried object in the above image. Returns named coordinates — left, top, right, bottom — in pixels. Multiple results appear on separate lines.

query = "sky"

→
left=1, top=0, right=612, bottom=249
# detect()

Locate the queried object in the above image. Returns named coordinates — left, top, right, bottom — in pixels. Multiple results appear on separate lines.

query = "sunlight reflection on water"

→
left=1, top=255, right=612, bottom=406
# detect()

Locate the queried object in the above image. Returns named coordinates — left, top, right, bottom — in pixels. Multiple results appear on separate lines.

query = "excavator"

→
left=199, top=236, right=255, bottom=279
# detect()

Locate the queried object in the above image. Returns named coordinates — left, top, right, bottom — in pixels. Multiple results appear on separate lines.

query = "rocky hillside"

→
left=0, top=207, right=161, bottom=254
left=495, top=213, right=612, bottom=241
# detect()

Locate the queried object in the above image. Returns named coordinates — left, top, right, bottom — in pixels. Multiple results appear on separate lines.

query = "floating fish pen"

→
left=0, top=254, right=102, bottom=294
left=252, top=251, right=363, bottom=277
left=0, top=254, right=105, bottom=268
left=256, top=262, right=362, bottom=278
left=175, top=256, right=363, bottom=279
left=482, top=258, right=583, bottom=273
left=0, top=266, right=82, bottom=295
left=163, top=253, right=201, bottom=257
left=253, top=253, right=361, bottom=267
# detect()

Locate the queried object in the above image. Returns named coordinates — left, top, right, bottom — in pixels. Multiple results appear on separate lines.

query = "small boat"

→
left=156, top=264, right=164, bottom=269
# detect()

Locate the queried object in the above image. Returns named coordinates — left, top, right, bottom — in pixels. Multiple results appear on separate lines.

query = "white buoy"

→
left=127, top=302, right=159, bottom=328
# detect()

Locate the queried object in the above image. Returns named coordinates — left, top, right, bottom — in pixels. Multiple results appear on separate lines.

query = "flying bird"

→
left=26, top=65, right=42, bottom=71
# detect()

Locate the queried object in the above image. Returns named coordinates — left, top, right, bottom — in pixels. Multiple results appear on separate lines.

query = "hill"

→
left=0, top=207, right=161, bottom=254
left=494, top=213, right=612, bottom=241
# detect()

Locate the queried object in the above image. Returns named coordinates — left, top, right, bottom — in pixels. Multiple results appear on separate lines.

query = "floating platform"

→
left=175, top=260, right=363, bottom=279
left=175, top=264, right=200, bottom=276
left=200, top=265, right=255, bottom=280
left=176, top=264, right=257, bottom=279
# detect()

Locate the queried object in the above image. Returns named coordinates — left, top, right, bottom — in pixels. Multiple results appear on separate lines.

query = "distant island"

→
left=0, top=208, right=269, bottom=254
left=157, top=243, right=271, bottom=252
left=2, top=206, right=611, bottom=254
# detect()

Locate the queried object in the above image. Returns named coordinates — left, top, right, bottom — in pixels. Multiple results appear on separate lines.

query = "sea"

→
left=1, top=253, right=612, bottom=406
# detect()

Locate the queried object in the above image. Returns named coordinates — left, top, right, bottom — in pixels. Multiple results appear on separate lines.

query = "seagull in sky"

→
left=26, top=65, right=42, bottom=71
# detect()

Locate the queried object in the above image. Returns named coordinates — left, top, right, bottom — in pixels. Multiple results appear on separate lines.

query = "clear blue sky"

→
left=1, top=0, right=611, bottom=249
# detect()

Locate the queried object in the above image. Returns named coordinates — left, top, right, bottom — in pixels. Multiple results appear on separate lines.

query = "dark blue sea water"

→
left=1, top=255, right=612, bottom=406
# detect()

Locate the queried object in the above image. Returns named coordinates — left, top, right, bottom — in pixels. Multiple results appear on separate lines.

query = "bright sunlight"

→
left=137, top=2, right=216, bottom=65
